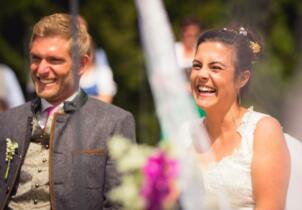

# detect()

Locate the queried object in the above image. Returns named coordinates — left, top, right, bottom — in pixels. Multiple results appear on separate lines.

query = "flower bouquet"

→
left=108, top=136, right=180, bottom=210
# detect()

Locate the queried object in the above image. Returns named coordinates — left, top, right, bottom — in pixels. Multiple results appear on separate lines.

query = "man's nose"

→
left=37, top=59, right=50, bottom=74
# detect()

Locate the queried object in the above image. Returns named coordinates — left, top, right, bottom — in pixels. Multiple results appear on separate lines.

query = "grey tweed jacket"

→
left=0, top=91, right=136, bottom=210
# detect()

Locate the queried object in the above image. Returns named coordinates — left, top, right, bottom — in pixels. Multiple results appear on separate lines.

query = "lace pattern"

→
left=201, top=107, right=268, bottom=210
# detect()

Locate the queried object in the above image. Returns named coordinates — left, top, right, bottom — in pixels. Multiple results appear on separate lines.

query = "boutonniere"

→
left=4, top=138, right=18, bottom=181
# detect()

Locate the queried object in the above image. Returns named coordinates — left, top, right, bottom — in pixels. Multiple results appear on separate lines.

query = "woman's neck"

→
left=204, top=104, right=246, bottom=143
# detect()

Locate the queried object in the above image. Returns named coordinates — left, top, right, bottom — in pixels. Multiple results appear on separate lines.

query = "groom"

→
left=0, top=13, right=135, bottom=210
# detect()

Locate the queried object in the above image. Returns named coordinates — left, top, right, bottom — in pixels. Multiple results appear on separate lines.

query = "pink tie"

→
left=45, top=106, right=55, bottom=116
left=44, top=106, right=55, bottom=128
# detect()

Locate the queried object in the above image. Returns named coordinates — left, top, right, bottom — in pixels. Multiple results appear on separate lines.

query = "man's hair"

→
left=30, top=13, right=90, bottom=57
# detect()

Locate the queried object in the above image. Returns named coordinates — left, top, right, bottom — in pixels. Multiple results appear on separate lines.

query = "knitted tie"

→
left=45, top=106, right=55, bottom=116
left=44, top=106, right=55, bottom=131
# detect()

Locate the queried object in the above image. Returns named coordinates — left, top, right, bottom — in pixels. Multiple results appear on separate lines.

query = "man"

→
left=0, top=13, right=135, bottom=210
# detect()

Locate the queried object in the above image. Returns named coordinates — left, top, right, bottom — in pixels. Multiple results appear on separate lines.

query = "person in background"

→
left=175, top=17, right=201, bottom=81
left=80, top=36, right=117, bottom=103
left=0, top=13, right=135, bottom=210
left=0, top=64, right=25, bottom=111
left=78, top=15, right=117, bottom=104
left=175, top=17, right=205, bottom=117
left=188, top=26, right=294, bottom=209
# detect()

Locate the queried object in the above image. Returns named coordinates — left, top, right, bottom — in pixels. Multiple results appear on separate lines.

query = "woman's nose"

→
left=198, top=67, right=210, bottom=79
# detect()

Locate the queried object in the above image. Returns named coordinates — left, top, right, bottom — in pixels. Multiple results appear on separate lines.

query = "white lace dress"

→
left=185, top=108, right=302, bottom=210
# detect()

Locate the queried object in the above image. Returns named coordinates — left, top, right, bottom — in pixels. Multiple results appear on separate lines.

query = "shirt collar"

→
left=41, top=89, right=81, bottom=112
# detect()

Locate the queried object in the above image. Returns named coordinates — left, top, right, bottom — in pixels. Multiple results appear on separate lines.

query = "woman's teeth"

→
left=198, top=85, right=216, bottom=93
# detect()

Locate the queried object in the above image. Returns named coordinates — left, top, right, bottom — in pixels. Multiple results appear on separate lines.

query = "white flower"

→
left=4, top=138, right=18, bottom=181
left=108, top=136, right=132, bottom=159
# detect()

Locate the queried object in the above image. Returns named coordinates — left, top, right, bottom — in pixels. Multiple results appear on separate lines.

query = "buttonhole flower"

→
left=4, top=138, right=18, bottom=181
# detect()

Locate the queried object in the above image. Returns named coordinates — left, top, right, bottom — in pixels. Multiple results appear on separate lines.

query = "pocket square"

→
left=72, top=149, right=105, bottom=156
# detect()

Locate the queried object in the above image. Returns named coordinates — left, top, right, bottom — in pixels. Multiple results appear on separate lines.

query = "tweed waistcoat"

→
left=8, top=121, right=51, bottom=210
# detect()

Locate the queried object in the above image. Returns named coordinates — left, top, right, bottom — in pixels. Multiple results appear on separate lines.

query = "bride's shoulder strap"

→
left=237, top=107, right=269, bottom=152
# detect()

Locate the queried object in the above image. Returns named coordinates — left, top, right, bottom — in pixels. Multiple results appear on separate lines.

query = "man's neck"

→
left=41, top=89, right=80, bottom=110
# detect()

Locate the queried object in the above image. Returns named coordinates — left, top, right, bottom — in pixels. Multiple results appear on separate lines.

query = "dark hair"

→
left=181, top=17, right=201, bottom=31
left=197, top=27, right=261, bottom=75
left=196, top=27, right=262, bottom=97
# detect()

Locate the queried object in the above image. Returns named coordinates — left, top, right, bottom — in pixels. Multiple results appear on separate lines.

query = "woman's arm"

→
left=252, top=116, right=290, bottom=210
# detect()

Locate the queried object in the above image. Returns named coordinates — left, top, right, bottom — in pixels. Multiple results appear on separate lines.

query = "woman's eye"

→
left=212, top=65, right=222, bottom=70
left=192, top=63, right=201, bottom=70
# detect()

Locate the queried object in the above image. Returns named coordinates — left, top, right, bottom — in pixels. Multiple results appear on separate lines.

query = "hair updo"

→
left=196, top=26, right=262, bottom=79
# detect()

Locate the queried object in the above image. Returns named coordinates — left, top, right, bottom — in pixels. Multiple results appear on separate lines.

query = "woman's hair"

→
left=29, top=13, right=90, bottom=57
left=196, top=26, right=261, bottom=75
left=196, top=26, right=262, bottom=97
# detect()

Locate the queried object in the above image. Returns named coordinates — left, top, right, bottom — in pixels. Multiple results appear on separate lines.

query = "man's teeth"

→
left=39, top=78, right=55, bottom=84
left=198, top=86, right=216, bottom=93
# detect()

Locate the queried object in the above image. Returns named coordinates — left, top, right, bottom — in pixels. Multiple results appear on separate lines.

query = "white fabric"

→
left=186, top=108, right=302, bottom=210
left=284, top=133, right=302, bottom=210
left=174, top=42, right=194, bottom=70
left=80, top=64, right=117, bottom=96
left=0, top=64, right=25, bottom=108
left=201, top=108, right=259, bottom=210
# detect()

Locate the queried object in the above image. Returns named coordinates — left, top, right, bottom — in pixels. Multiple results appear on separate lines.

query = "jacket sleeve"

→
left=103, top=112, right=136, bottom=210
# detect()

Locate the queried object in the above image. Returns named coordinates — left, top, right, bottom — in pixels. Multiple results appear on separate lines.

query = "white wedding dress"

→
left=183, top=107, right=302, bottom=210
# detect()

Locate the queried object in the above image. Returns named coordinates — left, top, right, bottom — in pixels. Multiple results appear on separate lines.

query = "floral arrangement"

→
left=108, top=136, right=180, bottom=210
left=4, top=138, right=18, bottom=181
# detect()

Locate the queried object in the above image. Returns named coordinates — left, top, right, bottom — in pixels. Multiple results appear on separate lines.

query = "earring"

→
left=237, top=91, right=241, bottom=105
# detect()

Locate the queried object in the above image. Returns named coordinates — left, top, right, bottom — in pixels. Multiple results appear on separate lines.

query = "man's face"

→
left=30, top=36, right=78, bottom=105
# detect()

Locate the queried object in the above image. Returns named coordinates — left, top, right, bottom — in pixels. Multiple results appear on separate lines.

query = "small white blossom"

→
left=4, top=138, right=18, bottom=180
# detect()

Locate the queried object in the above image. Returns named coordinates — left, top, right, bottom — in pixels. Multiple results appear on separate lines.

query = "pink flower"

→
left=140, top=149, right=179, bottom=210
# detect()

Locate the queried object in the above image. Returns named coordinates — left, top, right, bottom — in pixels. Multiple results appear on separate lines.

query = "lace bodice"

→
left=180, top=107, right=302, bottom=210
left=197, top=108, right=267, bottom=210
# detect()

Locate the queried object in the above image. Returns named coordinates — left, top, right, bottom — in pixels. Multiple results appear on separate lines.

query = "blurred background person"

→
left=175, top=17, right=201, bottom=81
left=78, top=15, right=117, bottom=103
left=0, top=64, right=25, bottom=111
left=80, top=36, right=117, bottom=103
left=174, top=16, right=205, bottom=117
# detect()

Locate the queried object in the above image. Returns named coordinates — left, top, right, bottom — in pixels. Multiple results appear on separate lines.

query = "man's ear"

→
left=79, top=55, right=90, bottom=76
left=239, top=70, right=251, bottom=88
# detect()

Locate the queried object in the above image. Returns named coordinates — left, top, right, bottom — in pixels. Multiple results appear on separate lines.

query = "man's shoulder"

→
left=0, top=102, right=31, bottom=119
left=84, top=97, right=133, bottom=118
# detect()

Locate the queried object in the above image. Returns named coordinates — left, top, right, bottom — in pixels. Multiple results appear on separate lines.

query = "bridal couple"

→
left=0, top=12, right=301, bottom=210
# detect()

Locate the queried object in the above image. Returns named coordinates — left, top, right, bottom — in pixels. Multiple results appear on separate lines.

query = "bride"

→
left=188, top=26, right=302, bottom=210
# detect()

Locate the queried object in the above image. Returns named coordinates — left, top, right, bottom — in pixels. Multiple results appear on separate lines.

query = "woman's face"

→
left=191, top=41, right=241, bottom=111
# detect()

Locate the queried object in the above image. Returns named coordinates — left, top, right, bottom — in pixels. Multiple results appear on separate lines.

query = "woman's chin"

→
left=195, top=101, right=214, bottom=111
left=194, top=96, right=217, bottom=110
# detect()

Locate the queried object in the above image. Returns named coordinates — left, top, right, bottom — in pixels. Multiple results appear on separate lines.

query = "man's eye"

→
left=48, top=58, right=63, bottom=64
left=31, top=56, right=41, bottom=63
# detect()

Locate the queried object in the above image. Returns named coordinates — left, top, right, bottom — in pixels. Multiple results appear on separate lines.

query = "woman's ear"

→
left=239, top=70, right=251, bottom=88
left=79, top=55, right=90, bottom=76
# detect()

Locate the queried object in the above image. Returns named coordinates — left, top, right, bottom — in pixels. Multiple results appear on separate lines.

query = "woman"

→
left=190, top=27, right=291, bottom=210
